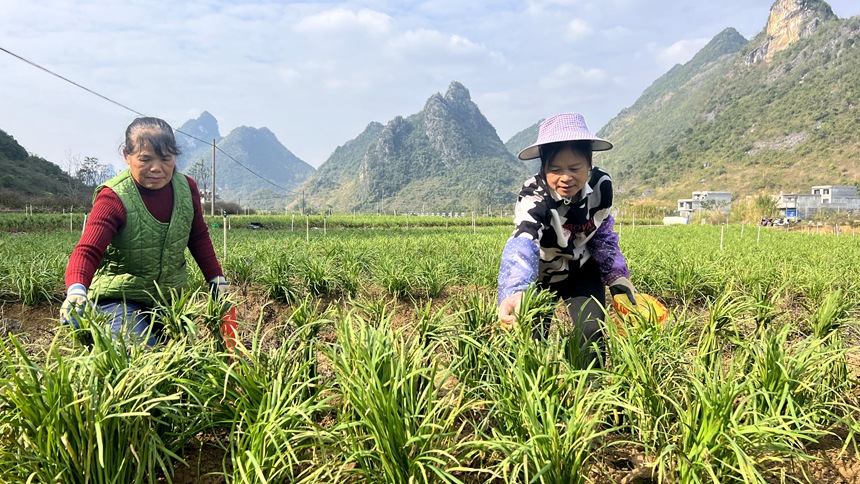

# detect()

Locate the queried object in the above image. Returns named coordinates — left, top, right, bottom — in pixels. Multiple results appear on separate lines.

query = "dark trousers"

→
left=537, top=257, right=606, bottom=369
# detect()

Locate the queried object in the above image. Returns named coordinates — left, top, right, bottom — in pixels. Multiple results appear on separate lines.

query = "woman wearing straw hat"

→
left=497, top=112, right=636, bottom=368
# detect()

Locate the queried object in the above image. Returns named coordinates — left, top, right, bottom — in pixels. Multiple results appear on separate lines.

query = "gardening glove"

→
left=498, top=291, right=523, bottom=330
left=60, top=283, right=88, bottom=326
left=608, top=276, right=637, bottom=305
left=208, top=275, right=231, bottom=302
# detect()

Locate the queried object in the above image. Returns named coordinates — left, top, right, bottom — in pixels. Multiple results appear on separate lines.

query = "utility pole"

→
left=210, top=139, right=216, bottom=216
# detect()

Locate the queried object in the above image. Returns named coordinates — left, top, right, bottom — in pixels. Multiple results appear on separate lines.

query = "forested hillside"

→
left=0, top=129, right=90, bottom=209
left=597, top=1, right=859, bottom=200
left=295, top=82, right=531, bottom=213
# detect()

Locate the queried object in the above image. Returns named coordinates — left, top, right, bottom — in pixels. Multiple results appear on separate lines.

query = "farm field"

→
left=1, top=218, right=859, bottom=483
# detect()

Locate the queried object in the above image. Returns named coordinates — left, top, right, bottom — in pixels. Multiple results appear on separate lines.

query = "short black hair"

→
left=124, top=117, right=181, bottom=158
left=539, top=140, right=593, bottom=170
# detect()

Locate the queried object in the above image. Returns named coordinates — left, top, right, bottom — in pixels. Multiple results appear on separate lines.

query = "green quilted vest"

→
left=89, top=169, right=194, bottom=306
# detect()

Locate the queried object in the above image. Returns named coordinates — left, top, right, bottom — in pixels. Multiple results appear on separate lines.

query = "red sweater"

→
left=65, top=175, right=223, bottom=289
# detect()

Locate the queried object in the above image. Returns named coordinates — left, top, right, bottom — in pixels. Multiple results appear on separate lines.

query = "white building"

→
left=777, top=185, right=860, bottom=220
left=677, top=191, right=732, bottom=217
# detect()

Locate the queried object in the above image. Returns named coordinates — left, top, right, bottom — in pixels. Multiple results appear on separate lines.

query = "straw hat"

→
left=518, top=112, right=613, bottom=160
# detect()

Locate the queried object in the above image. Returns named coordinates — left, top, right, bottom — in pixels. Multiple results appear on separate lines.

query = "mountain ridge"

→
left=175, top=116, right=315, bottom=209
left=297, top=81, right=531, bottom=213
left=595, top=0, right=860, bottom=202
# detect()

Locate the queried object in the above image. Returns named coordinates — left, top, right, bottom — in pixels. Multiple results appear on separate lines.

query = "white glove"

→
left=208, top=275, right=231, bottom=301
left=498, top=291, right=523, bottom=330
left=609, top=276, right=637, bottom=305
left=61, top=283, right=88, bottom=326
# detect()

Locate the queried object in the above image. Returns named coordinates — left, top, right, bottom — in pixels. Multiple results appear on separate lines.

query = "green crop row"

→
left=2, top=224, right=859, bottom=311
left=0, top=283, right=857, bottom=482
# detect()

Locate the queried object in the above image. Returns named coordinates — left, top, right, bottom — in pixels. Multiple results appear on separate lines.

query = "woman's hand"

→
left=498, top=292, right=523, bottom=330
left=60, top=283, right=88, bottom=326
left=208, top=275, right=231, bottom=301
left=608, top=276, right=637, bottom=305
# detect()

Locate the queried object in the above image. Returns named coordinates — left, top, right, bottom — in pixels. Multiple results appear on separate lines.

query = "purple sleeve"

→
left=497, top=237, right=539, bottom=305
left=587, top=214, right=630, bottom=285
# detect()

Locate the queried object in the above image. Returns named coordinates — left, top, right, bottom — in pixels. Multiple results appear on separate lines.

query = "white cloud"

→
left=389, top=29, right=479, bottom=56
left=526, top=0, right=590, bottom=16
left=385, top=28, right=506, bottom=67
left=278, top=67, right=300, bottom=82
left=565, top=18, right=594, bottom=40
left=655, top=38, right=710, bottom=68
left=539, top=63, right=609, bottom=90
left=295, top=8, right=392, bottom=36
left=602, top=25, right=632, bottom=39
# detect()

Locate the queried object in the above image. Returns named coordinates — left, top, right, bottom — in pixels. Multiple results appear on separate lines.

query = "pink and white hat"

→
left=517, top=112, right=612, bottom=160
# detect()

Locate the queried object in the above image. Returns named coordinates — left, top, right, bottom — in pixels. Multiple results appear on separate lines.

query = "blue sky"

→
left=1, top=0, right=857, bottom=173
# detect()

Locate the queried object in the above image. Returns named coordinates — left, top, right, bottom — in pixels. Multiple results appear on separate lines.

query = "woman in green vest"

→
left=61, top=117, right=229, bottom=346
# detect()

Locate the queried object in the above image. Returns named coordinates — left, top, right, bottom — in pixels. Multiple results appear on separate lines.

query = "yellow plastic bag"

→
left=612, top=293, right=668, bottom=336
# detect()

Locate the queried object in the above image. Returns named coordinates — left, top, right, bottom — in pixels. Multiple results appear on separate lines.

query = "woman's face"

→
left=544, top=146, right=590, bottom=198
left=124, top=140, right=175, bottom=190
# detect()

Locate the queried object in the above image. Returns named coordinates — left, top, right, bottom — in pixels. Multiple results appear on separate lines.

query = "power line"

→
left=1, top=46, right=146, bottom=117
left=1, top=45, right=292, bottom=194
left=174, top=128, right=290, bottom=192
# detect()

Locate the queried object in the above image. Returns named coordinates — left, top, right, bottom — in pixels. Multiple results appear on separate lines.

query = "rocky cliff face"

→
left=175, top=111, right=221, bottom=163
left=172, top=113, right=314, bottom=208
left=295, top=81, right=531, bottom=212
left=747, top=0, right=836, bottom=63
left=355, top=81, right=523, bottom=203
left=588, top=0, right=860, bottom=200
left=421, top=81, right=509, bottom=167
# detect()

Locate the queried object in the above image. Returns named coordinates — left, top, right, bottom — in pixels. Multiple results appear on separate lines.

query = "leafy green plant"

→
left=222, top=255, right=255, bottom=292
left=807, top=289, right=854, bottom=340
left=217, top=316, right=332, bottom=483
left=698, top=286, right=750, bottom=370
left=604, top=309, right=692, bottom=450
left=325, top=315, right=475, bottom=483
left=374, top=257, right=413, bottom=299
left=9, top=256, right=62, bottom=305
left=469, top=290, right=613, bottom=483
left=258, top=257, right=302, bottom=304
left=451, top=291, right=497, bottom=387
left=0, top=318, right=204, bottom=483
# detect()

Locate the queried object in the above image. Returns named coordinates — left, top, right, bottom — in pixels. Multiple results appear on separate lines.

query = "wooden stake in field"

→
left=222, top=213, right=228, bottom=262
left=306, top=215, right=310, bottom=242
left=720, top=224, right=725, bottom=250
left=211, top=139, right=216, bottom=217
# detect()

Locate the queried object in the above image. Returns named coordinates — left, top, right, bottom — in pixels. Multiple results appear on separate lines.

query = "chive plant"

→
left=603, top=308, right=693, bottom=451
left=373, top=256, right=414, bottom=299
left=470, top=286, right=613, bottom=483
left=326, top=313, right=475, bottom=483
left=221, top=319, right=332, bottom=483
left=258, top=257, right=302, bottom=304
left=0, top=313, right=202, bottom=483
left=451, top=291, right=497, bottom=388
